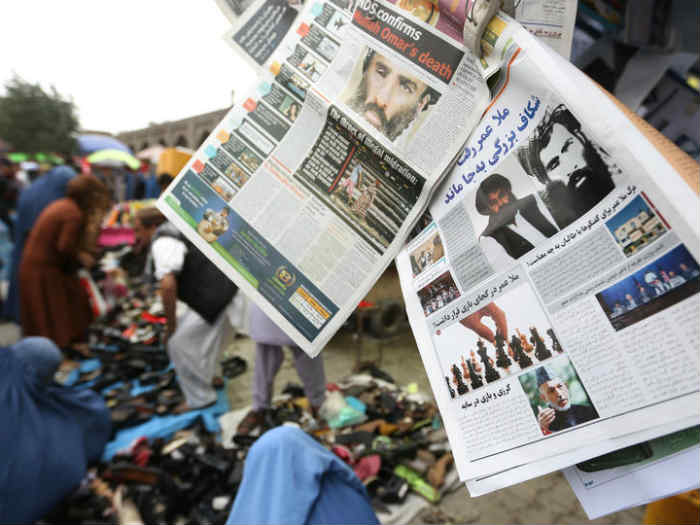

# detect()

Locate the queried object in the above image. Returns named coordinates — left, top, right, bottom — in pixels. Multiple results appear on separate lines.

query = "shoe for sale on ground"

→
left=221, top=356, right=247, bottom=379
left=235, top=409, right=266, bottom=435
left=427, top=452, right=453, bottom=489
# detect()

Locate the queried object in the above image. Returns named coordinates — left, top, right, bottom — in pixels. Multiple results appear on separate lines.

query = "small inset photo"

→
left=196, top=207, right=231, bottom=243
left=409, top=227, right=444, bottom=277
left=596, top=243, right=700, bottom=331
left=417, top=270, right=460, bottom=316
left=605, top=194, right=668, bottom=256
left=519, top=355, right=599, bottom=436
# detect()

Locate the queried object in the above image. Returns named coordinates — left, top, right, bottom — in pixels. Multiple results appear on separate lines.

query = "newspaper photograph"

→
left=159, top=0, right=490, bottom=356
left=396, top=19, right=699, bottom=488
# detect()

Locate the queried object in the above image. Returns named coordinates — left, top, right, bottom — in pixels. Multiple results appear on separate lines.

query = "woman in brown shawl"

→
left=19, top=175, right=111, bottom=351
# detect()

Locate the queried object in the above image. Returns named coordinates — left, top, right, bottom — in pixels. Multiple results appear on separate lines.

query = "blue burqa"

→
left=0, top=338, right=111, bottom=523
left=3, top=166, right=76, bottom=321
left=226, top=426, right=379, bottom=525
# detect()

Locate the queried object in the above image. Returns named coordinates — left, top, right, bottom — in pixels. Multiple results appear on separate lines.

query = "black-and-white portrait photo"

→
left=517, top=104, right=621, bottom=229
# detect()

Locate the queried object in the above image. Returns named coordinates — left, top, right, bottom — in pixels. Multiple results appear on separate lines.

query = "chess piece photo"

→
left=445, top=376, right=455, bottom=399
left=461, top=355, right=470, bottom=380
left=466, top=354, right=484, bottom=389
left=530, top=326, right=552, bottom=361
left=547, top=328, right=563, bottom=353
left=470, top=349, right=482, bottom=373
left=511, top=334, right=533, bottom=369
left=494, top=330, right=512, bottom=371
left=517, top=328, right=534, bottom=353
left=451, top=364, right=469, bottom=395
left=477, top=340, right=501, bottom=383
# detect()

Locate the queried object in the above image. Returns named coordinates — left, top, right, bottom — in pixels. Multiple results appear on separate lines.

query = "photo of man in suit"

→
left=475, top=173, right=558, bottom=265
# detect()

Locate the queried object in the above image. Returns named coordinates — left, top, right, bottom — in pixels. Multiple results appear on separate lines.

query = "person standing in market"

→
left=19, top=175, right=111, bottom=353
left=236, top=303, right=327, bottom=435
left=134, top=207, right=238, bottom=413
left=3, top=163, right=77, bottom=322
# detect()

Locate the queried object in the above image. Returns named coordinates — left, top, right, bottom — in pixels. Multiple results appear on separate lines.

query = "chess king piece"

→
left=451, top=364, right=469, bottom=395
left=510, top=334, right=533, bottom=369
left=470, top=349, right=482, bottom=373
left=445, top=376, right=455, bottom=399
left=546, top=328, right=563, bottom=353
left=530, top=326, right=552, bottom=361
left=466, top=355, right=484, bottom=389
left=494, top=330, right=512, bottom=370
left=460, top=355, right=470, bottom=380
left=517, top=328, right=533, bottom=353
left=477, top=340, right=501, bottom=383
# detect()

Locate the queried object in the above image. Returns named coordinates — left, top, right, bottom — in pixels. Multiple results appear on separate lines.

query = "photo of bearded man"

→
left=343, top=47, right=440, bottom=143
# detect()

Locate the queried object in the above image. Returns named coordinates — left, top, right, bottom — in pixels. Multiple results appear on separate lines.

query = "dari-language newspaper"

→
left=395, top=16, right=700, bottom=494
left=158, top=0, right=490, bottom=356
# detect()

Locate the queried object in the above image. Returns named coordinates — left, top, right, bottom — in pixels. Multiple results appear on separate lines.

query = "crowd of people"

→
left=0, top=153, right=332, bottom=523
left=420, top=280, right=460, bottom=315
left=609, top=265, right=699, bottom=316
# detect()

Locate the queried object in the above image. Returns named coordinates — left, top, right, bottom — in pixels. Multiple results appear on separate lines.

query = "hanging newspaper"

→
left=158, top=0, right=490, bottom=356
left=395, top=17, right=700, bottom=493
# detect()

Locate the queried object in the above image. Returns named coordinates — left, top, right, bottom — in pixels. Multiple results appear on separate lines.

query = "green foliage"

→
left=0, top=75, right=79, bottom=155
left=518, top=356, right=592, bottom=417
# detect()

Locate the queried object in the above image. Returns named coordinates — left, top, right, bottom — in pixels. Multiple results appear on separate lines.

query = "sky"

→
left=0, top=1, right=258, bottom=135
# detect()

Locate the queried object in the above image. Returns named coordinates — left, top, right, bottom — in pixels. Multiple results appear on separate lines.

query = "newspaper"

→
left=564, top=426, right=700, bottom=519
left=158, top=0, right=490, bottom=356
left=395, top=18, right=700, bottom=490
left=515, top=0, right=578, bottom=59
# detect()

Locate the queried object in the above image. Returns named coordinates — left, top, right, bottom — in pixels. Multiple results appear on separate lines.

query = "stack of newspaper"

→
left=158, top=0, right=699, bottom=518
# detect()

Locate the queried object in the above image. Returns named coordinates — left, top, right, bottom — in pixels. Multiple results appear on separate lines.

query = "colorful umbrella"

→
left=76, top=134, right=131, bottom=155
left=86, top=149, right=140, bottom=170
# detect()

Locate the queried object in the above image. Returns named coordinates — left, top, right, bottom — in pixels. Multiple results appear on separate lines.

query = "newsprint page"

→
left=158, top=0, right=490, bottom=356
left=396, top=21, right=700, bottom=495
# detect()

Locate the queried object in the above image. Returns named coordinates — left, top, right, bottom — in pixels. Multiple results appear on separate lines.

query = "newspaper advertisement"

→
left=564, top=426, right=700, bottom=519
left=395, top=20, right=700, bottom=489
left=159, top=0, right=490, bottom=356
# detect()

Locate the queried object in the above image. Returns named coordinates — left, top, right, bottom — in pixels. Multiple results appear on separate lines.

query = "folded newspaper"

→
left=394, top=15, right=699, bottom=496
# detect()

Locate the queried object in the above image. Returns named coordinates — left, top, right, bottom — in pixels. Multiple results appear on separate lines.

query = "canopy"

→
left=7, top=152, right=64, bottom=165
left=136, top=145, right=165, bottom=164
left=86, top=149, right=140, bottom=170
left=156, top=147, right=193, bottom=176
left=76, top=134, right=131, bottom=155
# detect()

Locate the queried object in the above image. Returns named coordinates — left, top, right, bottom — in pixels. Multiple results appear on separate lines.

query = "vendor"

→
left=19, top=175, right=111, bottom=354
left=236, top=304, right=327, bottom=435
left=134, top=207, right=238, bottom=412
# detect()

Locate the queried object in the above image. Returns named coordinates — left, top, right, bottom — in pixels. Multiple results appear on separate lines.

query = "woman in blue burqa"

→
left=3, top=164, right=76, bottom=322
left=0, top=336, right=111, bottom=523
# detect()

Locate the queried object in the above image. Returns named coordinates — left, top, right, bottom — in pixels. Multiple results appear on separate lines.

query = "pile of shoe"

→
left=39, top=424, right=242, bottom=525
left=230, top=368, right=457, bottom=511
left=319, top=374, right=456, bottom=510
left=88, top=281, right=167, bottom=350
